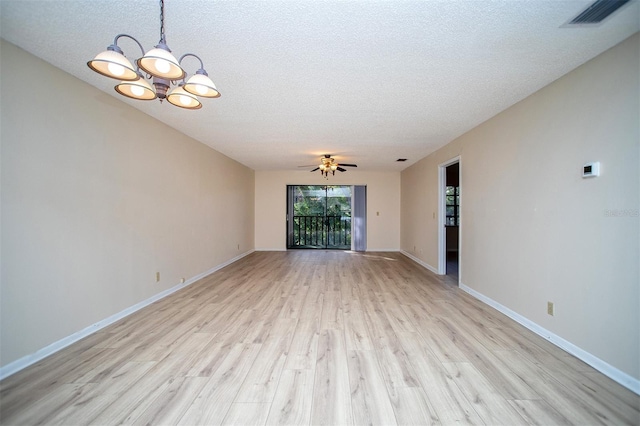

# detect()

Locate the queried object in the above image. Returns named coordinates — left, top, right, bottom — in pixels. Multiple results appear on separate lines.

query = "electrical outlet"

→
left=180, top=277, right=185, bottom=284
left=156, top=272, right=160, bottom=282
left=547, top=302, right=554, bottom=316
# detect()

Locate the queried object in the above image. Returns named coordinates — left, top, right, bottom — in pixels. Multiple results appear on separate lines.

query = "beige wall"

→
left=255, top=170, right=400, bottom=251
left=0, top=40, right=255, bottom=367
left=401, top=139, right=462, bottom=268
left=401, top=34, right=639, bottom=381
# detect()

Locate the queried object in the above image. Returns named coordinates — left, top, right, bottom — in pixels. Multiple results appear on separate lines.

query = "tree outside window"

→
left=446, top=186, right=459, bottom=226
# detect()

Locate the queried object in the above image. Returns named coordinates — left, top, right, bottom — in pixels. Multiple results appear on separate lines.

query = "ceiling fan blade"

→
left=337, top=167, right=347, bottom=172
left=298, top=165, right=317, bottom=168
left=310, top=167, right=319, bottom=172
left=339, top=163, right=358, bottom=167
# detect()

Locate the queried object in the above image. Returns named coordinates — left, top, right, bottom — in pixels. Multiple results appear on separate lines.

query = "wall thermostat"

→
left=582, top=162, right=600, bottom=178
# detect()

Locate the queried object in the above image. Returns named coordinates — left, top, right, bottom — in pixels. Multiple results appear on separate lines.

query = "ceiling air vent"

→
left=568, top=0, right=631, bottom=25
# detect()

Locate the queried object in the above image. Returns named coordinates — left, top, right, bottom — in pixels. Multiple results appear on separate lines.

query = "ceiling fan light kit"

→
left=87, top=0, right=220, bottom=110
left=312, top=155, right=357, bottom=178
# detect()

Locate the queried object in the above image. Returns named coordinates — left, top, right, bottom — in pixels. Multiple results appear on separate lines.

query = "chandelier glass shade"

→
left=87, top=46, right=139, bottom=81
left=167, top=83, right=202, bottom=109
left=87, top=0, right=220, bottom=110
left=185, top=70, right=221, bottom=98
left=137, top=43, right=185, bottom=80
left=115, top=73, right=157, bottom=100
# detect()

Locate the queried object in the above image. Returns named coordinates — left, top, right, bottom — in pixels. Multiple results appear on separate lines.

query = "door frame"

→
left=438, top=156, right=461, bottom=280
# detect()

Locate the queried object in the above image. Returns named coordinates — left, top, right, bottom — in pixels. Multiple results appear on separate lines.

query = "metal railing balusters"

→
left=290, top=215, right=351, bottom=248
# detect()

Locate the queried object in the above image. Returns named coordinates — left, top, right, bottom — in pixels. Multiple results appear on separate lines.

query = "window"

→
left=286, top=185, right=352, bottom=249
left=445, top=186, right=459, bottom=226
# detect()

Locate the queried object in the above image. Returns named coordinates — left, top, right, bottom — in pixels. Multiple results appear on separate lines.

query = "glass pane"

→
left=446, top=195, right=454, bottom=205
left=289, top=185, right=352, bottom=249
left=446, top=186, right=455, bottom=196
left=446, top=206, right=454, bottom=216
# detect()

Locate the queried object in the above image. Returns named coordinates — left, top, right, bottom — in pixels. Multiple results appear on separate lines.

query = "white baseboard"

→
left=0, top=250, right=255, bottom=381
left=460, top=282, right=640, bottom=396
left=255, top=248, right=401, bottom=253
left=400, top=250, right=440, bottom=275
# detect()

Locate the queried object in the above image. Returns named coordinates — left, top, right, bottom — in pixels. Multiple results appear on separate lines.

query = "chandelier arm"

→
left=178, top=53, right=205, bottom=70
left=112, top=34, right=146, bottom=57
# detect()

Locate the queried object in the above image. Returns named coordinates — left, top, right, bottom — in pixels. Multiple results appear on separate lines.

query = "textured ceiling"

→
left=1, top=1, right=638, bottom=171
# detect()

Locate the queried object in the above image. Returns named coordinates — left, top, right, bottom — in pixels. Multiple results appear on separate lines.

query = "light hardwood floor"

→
left=1, top=251, right=638, bottom=425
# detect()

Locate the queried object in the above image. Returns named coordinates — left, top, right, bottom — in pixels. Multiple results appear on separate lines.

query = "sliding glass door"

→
left=287, top=185, right=352, bottom=249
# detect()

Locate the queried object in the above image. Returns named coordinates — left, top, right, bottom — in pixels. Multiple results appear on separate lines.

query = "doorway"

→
left=286, top=185, right=352, bottom=249
left=438, top=157, right=460, bottom=282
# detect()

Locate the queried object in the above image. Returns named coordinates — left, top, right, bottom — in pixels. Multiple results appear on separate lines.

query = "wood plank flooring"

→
left=1, top=250, right=638, bottom=425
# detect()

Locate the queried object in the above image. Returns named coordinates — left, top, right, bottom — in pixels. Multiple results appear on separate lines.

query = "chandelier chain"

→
left=159, top=0, right=166, bottom=44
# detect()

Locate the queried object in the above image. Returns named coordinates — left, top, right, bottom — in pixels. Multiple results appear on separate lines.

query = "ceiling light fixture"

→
left=318, top=156, right=339, bottom=178
left=308, top=155, right=357, bottom=177
left=87, top=0, right=220, bottom=110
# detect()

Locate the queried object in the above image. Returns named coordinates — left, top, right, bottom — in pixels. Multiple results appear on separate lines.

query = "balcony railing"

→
left=290, top=215, right=351, bottom=248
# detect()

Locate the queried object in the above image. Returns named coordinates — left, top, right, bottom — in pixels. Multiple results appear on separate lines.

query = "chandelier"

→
left=87, top=0, right=220, bottom=110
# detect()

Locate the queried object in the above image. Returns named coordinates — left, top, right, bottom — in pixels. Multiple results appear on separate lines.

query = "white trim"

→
left=256, top=248, right=399, bottom=253
left=0, top=250, right=255, bottom=381
left=460, top=282, right=640, bottom=396
left=438, top=156, right=461, bottom=277
left=400, top=250, right=439, bottom=274
left=351, top=185, right=355, bottom=252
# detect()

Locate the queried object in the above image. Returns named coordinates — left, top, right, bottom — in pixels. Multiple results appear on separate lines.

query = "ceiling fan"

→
left=306, top=154, right=358, bottom=177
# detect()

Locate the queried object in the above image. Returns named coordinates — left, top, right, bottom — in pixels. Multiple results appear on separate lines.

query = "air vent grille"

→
left=569, top=0, right=631, bottom=24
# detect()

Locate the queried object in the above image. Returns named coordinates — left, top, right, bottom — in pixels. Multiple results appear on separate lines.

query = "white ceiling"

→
left=1, top=1, right=638, bottom=172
